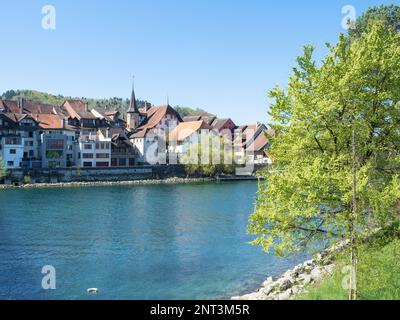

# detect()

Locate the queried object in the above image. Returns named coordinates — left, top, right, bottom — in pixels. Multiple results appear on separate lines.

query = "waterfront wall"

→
left=2, top=164, right=267, bottom=185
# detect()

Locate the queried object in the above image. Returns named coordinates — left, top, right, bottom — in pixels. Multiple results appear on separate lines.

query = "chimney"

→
left=18, top=98, right=24, bottom=113
left=62, top=118, right=66, bottom=129
left=144, top=102, right=149, bottom=113
left=106, top=127, right=110, bottom=138
left=85, top=102, right=89, bottom=112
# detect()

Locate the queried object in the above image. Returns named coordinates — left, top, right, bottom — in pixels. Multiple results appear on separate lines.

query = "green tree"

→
left=248, top=22, right=400, bottom=299
left=0, top=158, right=7, bottom=180
left=349, top=4, right=400, bottom=39
left=181, top=136, right=236, bottom=177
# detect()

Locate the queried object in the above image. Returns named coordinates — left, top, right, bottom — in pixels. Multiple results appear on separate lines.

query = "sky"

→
left=0, top=0, right=395, bottom=124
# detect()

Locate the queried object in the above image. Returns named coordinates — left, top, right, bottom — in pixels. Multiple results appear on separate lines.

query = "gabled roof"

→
left=34, top=114, right=65, bottom=129
left=0, top=100, right=19, bottom=113
left=183, top=116, right=202, bottom=122
left=168, top=120, right=212, bottom=142
left=211, top=118, right=236, bottom=131
left=62, top=100, right=96, bottom=120
left=246, top=132, right=270, bottom=152
left=131, top=105, right=182, bottom=138
left=2, top=112, right=37, bottom=123
left=20, top=100, right=58, bottom=114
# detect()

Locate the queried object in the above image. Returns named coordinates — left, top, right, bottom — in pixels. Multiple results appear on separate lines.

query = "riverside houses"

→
left=79, top=130, right=112, bottom=168
left=0, top=108, right=40, bottom=169
left=0, top=80, right=274, bottom=172
left=168, top=120, right=215, bottom=158
left=35, top=114, right=78, bottom=168
left=126, top=81, right=182, bottom=164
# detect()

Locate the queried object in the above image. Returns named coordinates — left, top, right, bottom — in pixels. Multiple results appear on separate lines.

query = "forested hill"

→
left=1, top=89, right=213, bottom=117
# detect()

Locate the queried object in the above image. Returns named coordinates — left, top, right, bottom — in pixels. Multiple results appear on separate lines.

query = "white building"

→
left=0, top=136, right=24, bottom=169
left=79, top=130, right=112, bottom=168
left=168, top=120, right=215, bottom=156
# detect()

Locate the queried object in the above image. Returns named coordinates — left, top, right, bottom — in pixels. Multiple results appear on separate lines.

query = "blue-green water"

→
left=0, top=181, right=306, bottom=300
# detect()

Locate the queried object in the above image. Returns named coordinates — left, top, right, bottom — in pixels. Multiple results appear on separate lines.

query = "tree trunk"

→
left=349, top=128, right=358, bottom=300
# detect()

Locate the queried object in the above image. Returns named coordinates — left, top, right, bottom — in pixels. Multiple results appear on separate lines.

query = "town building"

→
left=168, top=120, right=214, bottom=156
left=234, top=123, right=272, bottom=164
left=0, top=111, right=40, bottom=169
left=36, top=114, right=78, bottom=168
left=98, top=128, right=137, bottom=167
left=78, top=130, right=112, bottom=168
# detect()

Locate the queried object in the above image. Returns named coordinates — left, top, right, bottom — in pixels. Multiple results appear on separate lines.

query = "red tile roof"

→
left=168, top=120, right=213, bottom=142
left=247, top=132, right=270, bottom=152
left=132, top=105, right=182, bottom=138
left=34, top=114, right=65, bottom=129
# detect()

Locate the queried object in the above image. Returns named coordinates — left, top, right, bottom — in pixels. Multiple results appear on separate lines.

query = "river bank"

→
left=0, top=175, right=259, bottom=189
left=232, top=241, right=349, bottom=300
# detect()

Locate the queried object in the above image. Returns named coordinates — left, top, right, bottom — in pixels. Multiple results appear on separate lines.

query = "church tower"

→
left=127, top=77, right=140, bottom=131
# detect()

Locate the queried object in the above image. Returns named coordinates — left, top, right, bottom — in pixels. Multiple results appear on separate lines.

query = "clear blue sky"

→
left=0, top=0, right=395, bottom=124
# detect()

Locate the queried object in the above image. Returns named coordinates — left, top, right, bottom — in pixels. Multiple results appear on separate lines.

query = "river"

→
left=0, top=181, right=306, bottom=299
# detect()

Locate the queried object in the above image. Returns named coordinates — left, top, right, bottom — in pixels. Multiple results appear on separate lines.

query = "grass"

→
left=298, top=231, right=400, bottom=300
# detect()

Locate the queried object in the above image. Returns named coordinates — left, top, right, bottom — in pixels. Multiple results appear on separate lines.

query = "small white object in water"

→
left=87, top=288, right=98, bottom=294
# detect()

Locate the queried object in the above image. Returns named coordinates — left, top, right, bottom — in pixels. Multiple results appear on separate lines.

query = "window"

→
left=25, top=141, right=34, bottom=147
left=118, top=158, right=126, bottom=166
left=28, top=131, right=33, bottom=138
left=83, top=153, right=94, bottom=159
left=84, top=144, right=92, bottom=150
left=29, top=150, right=34, bottom=157
left=7, top=161, right=14, bottom=166
left=83, top=162, right=93, bottom=167
left=129, top=158, right=135, bottom=166
left=46, top=139, right=64, bottom=150
left=9, top=149, right=16, bottom=154
left=96, top=153, right=109, bottom=159
left=111, top=158, right=117, bottom=167
left=96, top=162, right=109, bottom=167
left=5, top=137, right=21, bottom=145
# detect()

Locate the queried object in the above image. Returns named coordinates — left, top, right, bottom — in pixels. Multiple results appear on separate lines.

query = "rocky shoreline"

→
left=0, top=177, right=215, bottom=189
left=232, top=241, right=349, bottom=300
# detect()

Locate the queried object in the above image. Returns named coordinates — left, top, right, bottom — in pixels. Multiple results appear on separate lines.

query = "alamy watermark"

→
left=341, top=5, right=356, bottom=30
left=41, top=5, right=56, bottom=30
left=41, top=265, right=56, bottom=290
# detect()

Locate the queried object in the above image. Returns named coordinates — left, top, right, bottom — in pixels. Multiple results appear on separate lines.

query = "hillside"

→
left=1, top=89, right=213, bottom=117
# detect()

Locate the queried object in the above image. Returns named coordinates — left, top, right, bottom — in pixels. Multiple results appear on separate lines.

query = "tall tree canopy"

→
left=248, top=22, right=400, bottom=258
left=349, top=4, right=400, bottom=39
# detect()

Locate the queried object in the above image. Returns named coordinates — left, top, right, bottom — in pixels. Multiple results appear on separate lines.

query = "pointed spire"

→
left=128, top=75, right=139, bottom=113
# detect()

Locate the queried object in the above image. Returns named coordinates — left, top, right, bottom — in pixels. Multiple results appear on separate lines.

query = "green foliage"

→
left=1, top=90, right=213, bottom=118
left=298, top=231, right=400, bottom=300
left=348, top=4, right=400, bottom=39
left=248, top=22, right=400, bottom=258
left=46, top=150, right=63, bottom=159
left=181, top=136, right=236, bottom=177
left=0, top=158, right=7, bottom=179
left=23, top=175, right=31, bottom=184
left=174, top=105, right=214, bottom=117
